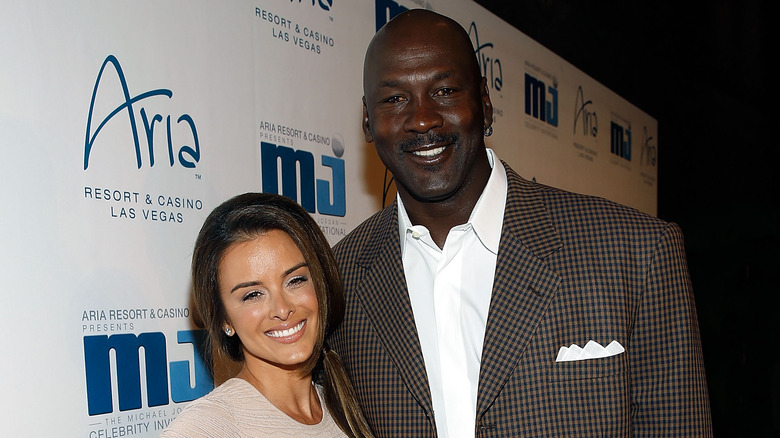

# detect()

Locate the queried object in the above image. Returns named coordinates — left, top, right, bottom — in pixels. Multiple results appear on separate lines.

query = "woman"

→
left=161, top=193, right=372, bottom=437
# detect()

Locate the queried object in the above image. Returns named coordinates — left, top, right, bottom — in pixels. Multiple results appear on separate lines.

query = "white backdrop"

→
left=0, top=1, right=657, bottom=436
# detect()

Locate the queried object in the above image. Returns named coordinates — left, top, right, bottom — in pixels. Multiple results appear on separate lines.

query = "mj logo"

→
left=373, top=0, right=407, bottom=31
left=525, top=73, right=558, bottom=127
left=84, top=330, right=213, bottom=416
left=610, top=121, right=632, bottom=161
left=261, top=142, right=346, bottom=217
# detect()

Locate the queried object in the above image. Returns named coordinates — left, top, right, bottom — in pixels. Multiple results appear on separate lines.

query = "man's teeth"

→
left=412, top=146, right=445, bottom=157
left=266, top=321, right=305, bottom=338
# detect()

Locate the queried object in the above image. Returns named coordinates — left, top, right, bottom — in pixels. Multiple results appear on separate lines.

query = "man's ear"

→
left=362, top=96, right=374, bottom=143
left=480, top=77, right=494, bottom=131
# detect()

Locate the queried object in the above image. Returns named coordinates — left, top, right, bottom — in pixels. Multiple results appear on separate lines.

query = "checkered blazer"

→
left=329, top=163, right=712, bottom=437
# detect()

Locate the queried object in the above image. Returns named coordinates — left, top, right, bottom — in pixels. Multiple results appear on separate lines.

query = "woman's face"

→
left=218, top=229, right=319, bottom=370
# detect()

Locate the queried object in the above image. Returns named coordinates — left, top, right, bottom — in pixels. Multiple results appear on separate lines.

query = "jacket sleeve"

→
left=630, top=222, right=713, bottom=436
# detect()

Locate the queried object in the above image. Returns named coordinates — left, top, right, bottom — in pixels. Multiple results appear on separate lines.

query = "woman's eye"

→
left=242, top=290, right=264, bottom=301
left=287, top=276, right=308, bottom=287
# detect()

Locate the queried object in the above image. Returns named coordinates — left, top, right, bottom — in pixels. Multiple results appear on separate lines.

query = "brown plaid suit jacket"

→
left=329, top=163, right=712, bottom=437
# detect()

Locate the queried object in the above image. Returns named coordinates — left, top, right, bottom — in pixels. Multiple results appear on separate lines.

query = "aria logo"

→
left=84, top=55, right=201, bottom=171
left=292, top=0, right=333, bottom=12
left=640, top=126, right=656, bottom=167
left=524, top=73, right=558, bottom=127
left=573, top=86, right=597, bottom=137
left=469, top=22, right=503, bottom=92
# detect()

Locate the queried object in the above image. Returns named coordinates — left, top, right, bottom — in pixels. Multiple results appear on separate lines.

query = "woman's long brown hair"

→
left=190, top=192, right=372, bottom=437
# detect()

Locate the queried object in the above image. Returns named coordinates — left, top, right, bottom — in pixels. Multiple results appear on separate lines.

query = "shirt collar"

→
left=397, top=148, right=508, bottom=255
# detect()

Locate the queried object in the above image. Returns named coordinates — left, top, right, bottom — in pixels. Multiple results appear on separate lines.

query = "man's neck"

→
left=399, top=172, right=490, bottom=248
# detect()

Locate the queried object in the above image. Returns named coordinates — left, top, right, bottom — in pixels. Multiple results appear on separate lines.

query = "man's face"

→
left=362, top=17, right=493, bottom=204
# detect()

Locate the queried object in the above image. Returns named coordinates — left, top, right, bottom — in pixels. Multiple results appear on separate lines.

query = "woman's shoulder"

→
left=158, top=378, right=261, bottom=438
left=160, top=379, right=347, bottom=437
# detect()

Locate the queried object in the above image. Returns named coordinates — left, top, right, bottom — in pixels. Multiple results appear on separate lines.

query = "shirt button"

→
left=411, top=231, right=421, bottom=239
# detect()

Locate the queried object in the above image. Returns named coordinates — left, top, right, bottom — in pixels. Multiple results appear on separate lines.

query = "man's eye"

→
left=384, top=95, right=405, bottom=103
left=434, top=88, right=455, bottom=96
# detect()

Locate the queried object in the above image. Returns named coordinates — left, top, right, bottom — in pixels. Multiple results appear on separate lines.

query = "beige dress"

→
left=159, top=378, right=347, bottom=437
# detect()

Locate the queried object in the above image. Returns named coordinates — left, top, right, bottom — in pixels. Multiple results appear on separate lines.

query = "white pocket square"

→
left=555, top=340, right=625, bottom=362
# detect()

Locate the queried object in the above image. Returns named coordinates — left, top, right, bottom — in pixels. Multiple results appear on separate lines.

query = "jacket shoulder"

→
left=517, top=174, right=667, bottom=230
left=332, top=204, right=395, bottom=261
left=503, top=164, right=673, bottom=248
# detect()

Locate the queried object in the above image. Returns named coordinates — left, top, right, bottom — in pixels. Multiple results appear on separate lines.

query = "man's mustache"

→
left=399, top=132, right=459, bottom=151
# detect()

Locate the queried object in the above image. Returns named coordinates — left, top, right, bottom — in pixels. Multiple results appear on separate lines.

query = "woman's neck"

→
left=237, top=362, right=322, bottom=425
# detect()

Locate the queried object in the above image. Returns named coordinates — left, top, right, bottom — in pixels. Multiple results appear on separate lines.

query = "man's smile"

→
left=411, top=145, right=446, bottom=157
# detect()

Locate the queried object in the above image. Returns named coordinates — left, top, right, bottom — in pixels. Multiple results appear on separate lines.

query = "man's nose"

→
left=403, top=96, right=443, bottom=133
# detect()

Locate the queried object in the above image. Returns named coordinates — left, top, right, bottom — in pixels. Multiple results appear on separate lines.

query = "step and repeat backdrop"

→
left=0, top=1, right=657, bottom=436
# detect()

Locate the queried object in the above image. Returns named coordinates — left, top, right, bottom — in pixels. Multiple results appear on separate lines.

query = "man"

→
left=329, top=9, right=712, bottom=437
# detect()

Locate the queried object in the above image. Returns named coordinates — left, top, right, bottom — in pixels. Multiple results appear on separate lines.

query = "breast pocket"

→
left=543, top=352, right=631, bottom=434
left=548, top=350, right=627, bottom=382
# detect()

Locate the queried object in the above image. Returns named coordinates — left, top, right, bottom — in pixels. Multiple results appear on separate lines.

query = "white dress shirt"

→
left=397, top=148, right=508, bottom=438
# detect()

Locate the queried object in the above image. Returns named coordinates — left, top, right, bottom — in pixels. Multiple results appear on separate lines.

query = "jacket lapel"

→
left=352, top=203, right=435, bottom=417
left=476, top=166, right=562, bottom=416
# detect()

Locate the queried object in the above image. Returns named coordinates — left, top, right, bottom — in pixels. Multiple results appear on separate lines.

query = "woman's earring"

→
left=224, top=327, right=233, bottom=336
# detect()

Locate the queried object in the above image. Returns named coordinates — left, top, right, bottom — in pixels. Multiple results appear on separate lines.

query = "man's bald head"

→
left=363, top=9, right=481, bottom=95
left=359, top=8, right=494, bottom=216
